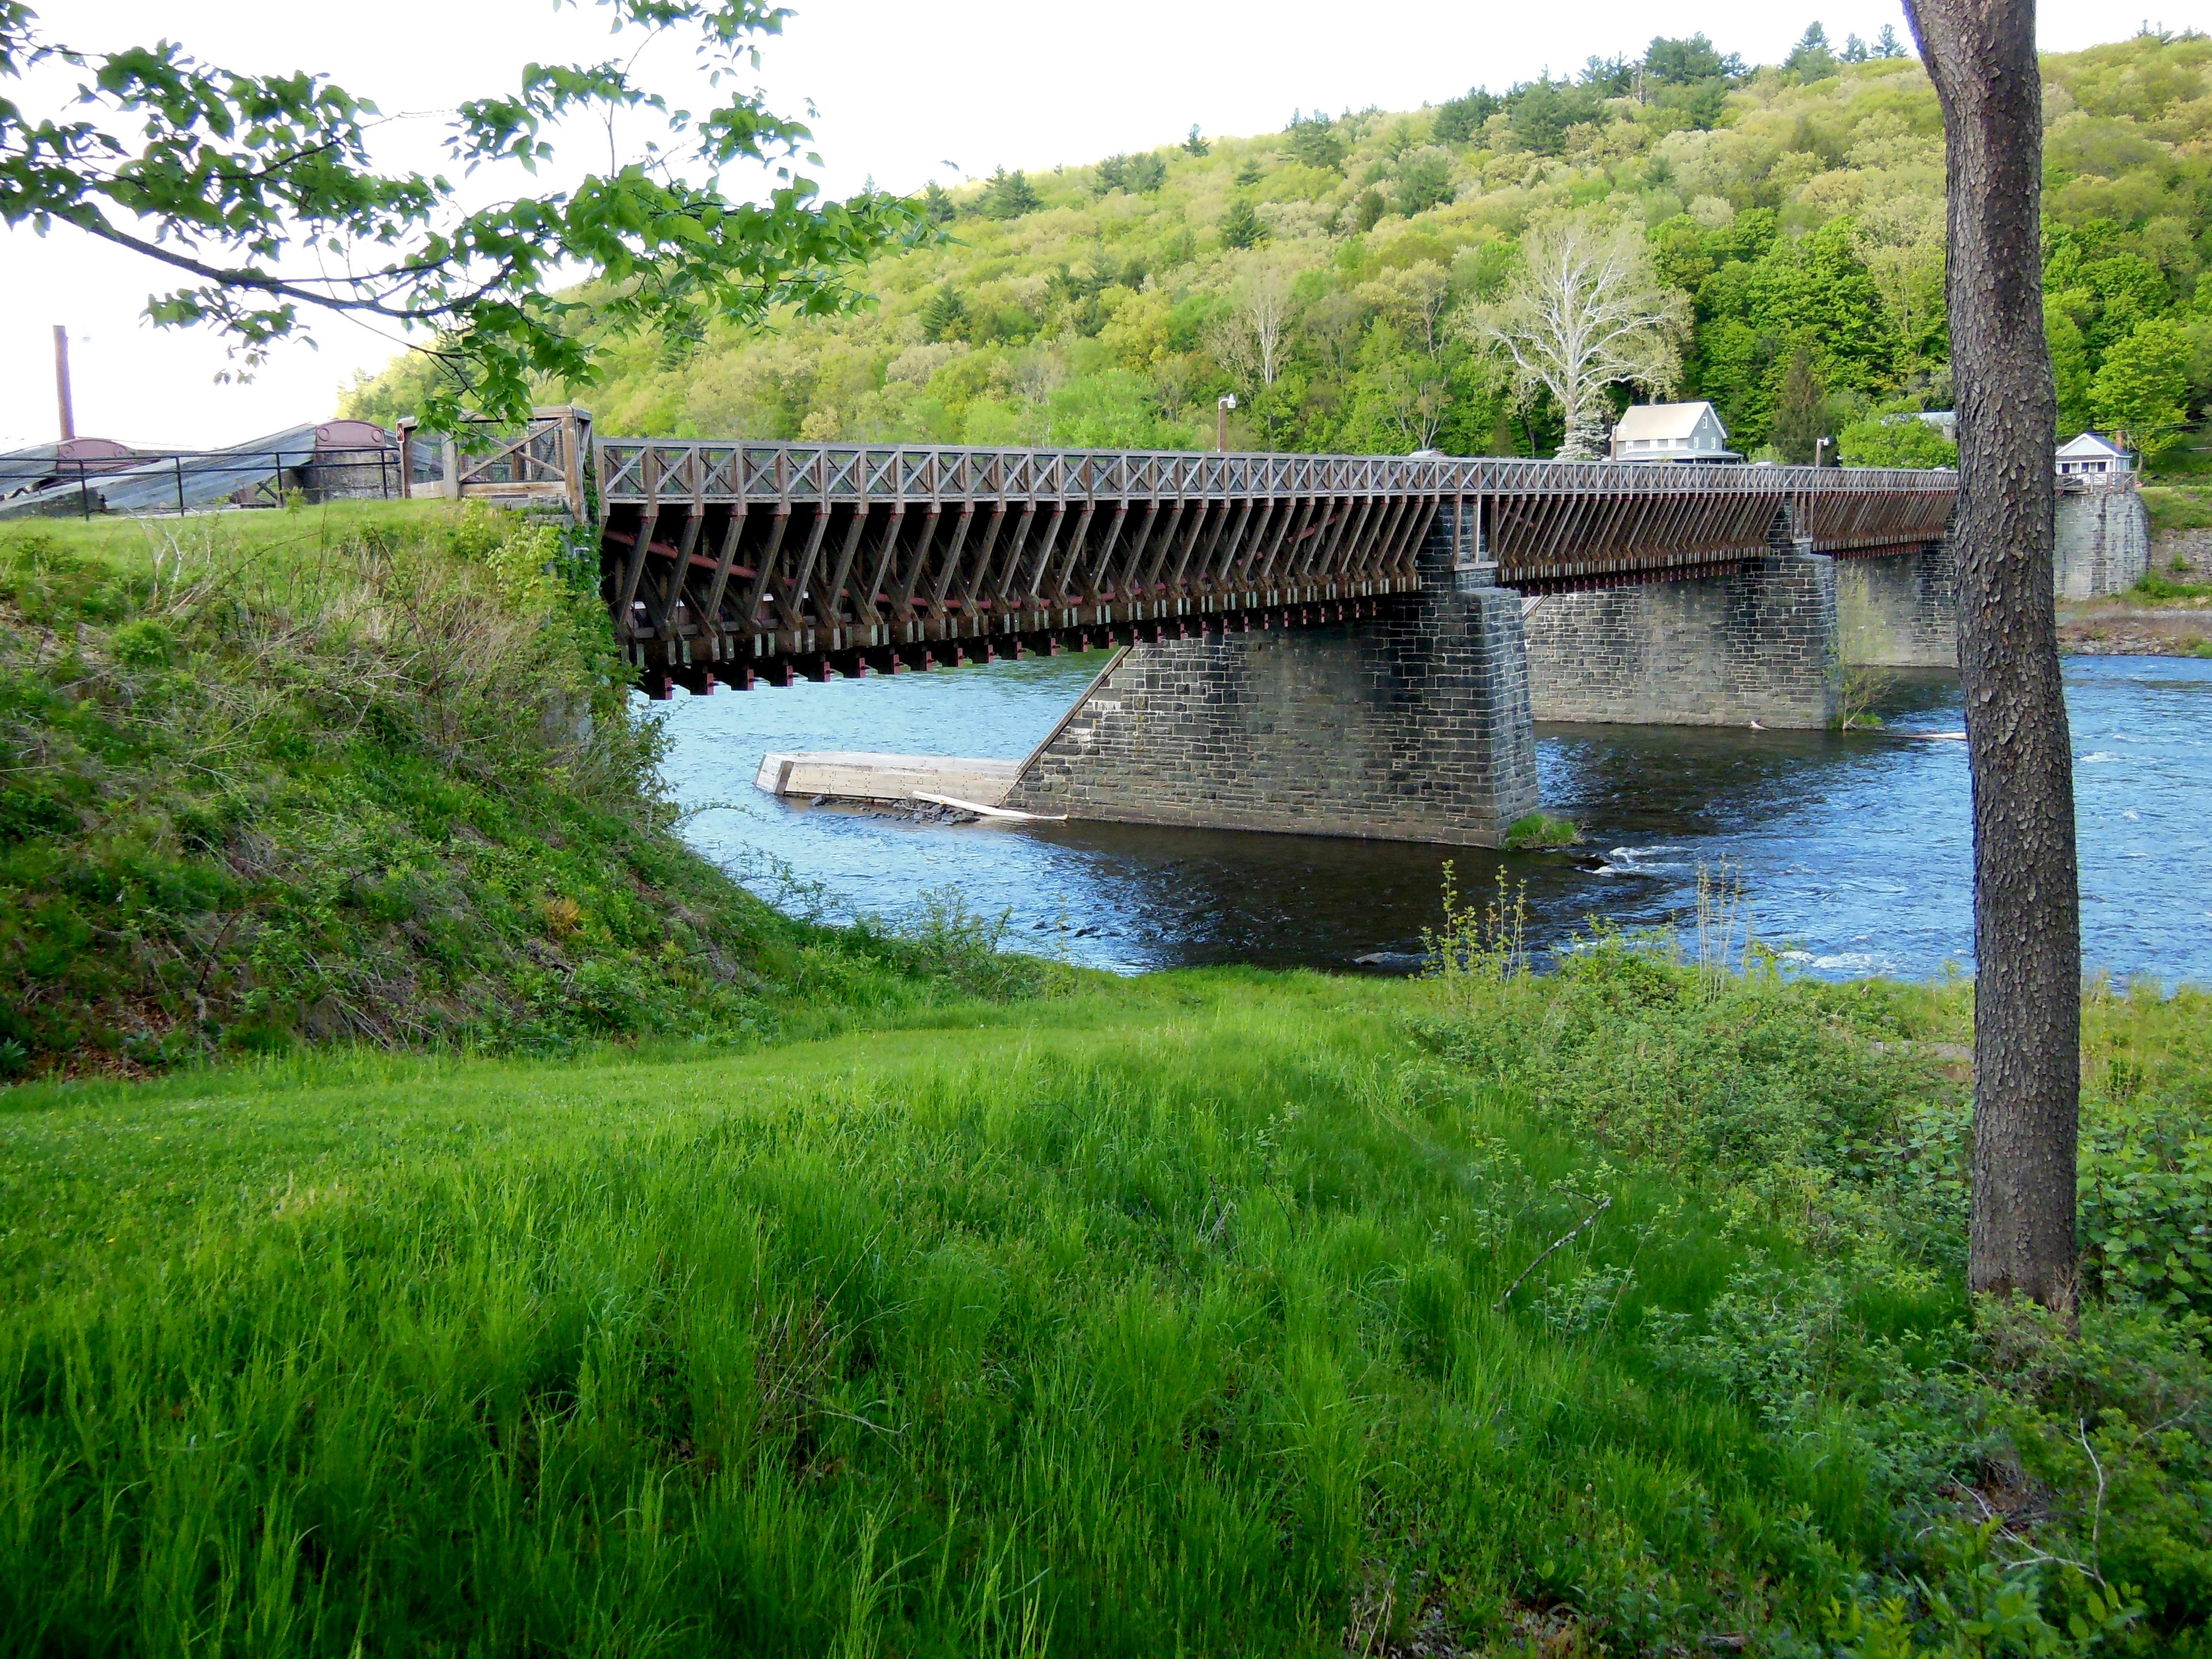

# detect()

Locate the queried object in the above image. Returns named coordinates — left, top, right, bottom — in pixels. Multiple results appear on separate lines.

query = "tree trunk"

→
left=1905, top=0, right=2080, bottom=1311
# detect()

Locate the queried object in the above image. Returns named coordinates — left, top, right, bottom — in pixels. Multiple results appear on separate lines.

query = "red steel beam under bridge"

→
left=589, top=439, right=1957, bottom=691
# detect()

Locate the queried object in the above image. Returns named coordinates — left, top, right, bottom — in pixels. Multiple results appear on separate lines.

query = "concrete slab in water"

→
left=755, top=751, right=1019, bottom=807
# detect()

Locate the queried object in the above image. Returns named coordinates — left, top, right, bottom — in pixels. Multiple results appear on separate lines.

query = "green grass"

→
left=2143, top=421, right=2212, bottom=486
left=0, top=498, right=470, bottom=565
left=2143, top=484, right=2212, bottom=537
left=1, top=501, right=2205, bottom=1655
left=0, top=503, right=1038, bottom=1076
left=0, top=974, right=1873, bottom=1655
left=1501, top=812, right=1580, bottom=851
left=3, top=959, right=2206, bottom=1655
left=2130, top=573, right=2212, bottom=604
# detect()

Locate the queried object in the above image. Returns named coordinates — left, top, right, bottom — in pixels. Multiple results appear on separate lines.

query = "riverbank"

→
left=2059, top=609, right=2212, bottom=656
left=0, top=505, right=1039, bottom=1079
left=2058, top=486, right=2212, bottom=656
left=4, top=954, right=2206, bottom=1653
left=2059, top=571, right=2212, bottom=657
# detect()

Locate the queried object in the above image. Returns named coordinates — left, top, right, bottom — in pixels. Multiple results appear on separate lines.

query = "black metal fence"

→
left=13, top=445, right=412, bottom=520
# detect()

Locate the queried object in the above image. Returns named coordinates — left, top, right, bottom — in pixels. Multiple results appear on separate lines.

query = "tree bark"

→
left=1905, top=0, right=2080, bottom=1311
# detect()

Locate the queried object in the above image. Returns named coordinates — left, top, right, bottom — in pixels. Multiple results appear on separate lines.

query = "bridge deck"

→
left=576, top=431, right=1956, bottom=690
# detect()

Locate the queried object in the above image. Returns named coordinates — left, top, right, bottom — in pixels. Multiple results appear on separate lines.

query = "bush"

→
left=1839, top=413, right=1959, bottom=469
left=1416, top=938, right=2212, bottom=1649
left=1503, top=811, right=1579, bottom=850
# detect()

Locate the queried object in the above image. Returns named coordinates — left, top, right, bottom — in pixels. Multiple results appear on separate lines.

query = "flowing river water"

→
left=656, top=651, right=2212, bottom=984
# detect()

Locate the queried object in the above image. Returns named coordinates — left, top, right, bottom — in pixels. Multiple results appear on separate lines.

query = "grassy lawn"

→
left=2144, top=484, right=2212, bottom=544
left=3, top=960, right=2207, bottom=1655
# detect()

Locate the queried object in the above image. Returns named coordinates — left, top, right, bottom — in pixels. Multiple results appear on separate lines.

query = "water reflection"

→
left=655, top=651, right=2212, bottom=983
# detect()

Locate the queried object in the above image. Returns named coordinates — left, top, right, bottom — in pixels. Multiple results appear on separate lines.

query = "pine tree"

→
left=1182, top=124, right=1210, bottom=157
left=1219, top=198, right=1266, bottom=250
left=921, top=181, right=956, bottom=225
left=1769, top=348, right=1829, bottom=462
left=1432, top=90, right=1502, bottom=144
left=979, top=168, right=1041, bottom=220
left=1285, top=111, right=1346, bottom=171
left=1784, top=23, right=1838, bottom=82
left=920, top=286, right=969, bottom=344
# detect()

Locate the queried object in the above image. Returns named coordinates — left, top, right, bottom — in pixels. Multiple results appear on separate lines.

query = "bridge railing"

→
left=589, top=434, right=1958, bottom=508
left=397, top=407, right=592, bottom=518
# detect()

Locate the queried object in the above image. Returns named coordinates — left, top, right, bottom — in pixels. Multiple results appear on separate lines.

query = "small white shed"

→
left=1610, top=401, right=1740, bottom=462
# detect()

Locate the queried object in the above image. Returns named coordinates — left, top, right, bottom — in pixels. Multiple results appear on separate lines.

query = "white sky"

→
left=0, top=0, right=2166, bottom=449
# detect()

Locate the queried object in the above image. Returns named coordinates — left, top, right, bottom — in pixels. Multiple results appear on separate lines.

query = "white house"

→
left=1609, top=401, right=1740, bottom=462
left=2055, top=432, right=2133, bottom=477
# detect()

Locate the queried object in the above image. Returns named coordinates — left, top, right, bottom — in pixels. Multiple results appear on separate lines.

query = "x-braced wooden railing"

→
left=397, top=407, right=590, bottom=518
left=406, top=416, right=1959, bottom=692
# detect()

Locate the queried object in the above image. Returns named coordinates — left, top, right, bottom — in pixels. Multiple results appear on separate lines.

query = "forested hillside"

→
left=349, top=26, right=2212, bottom=466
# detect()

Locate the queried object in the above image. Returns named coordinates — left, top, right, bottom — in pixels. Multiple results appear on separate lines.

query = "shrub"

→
left=1416, top=936, right=2212, bottom=1648
left=1503, top=811, right=1579, bottom=850
left=1839, top=413, right=1959, bottom=469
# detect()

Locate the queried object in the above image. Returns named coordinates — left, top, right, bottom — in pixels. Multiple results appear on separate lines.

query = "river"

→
left=655, top=651, right=2212, bottom=984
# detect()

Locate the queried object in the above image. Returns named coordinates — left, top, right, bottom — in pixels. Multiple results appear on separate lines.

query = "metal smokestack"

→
left=53, top=325, right=75, bottom=442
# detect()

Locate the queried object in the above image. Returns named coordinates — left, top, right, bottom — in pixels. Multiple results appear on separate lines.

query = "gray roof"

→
left=0, top=438, right=139, bottom=499
left=2056, top=431, right=2127, bottom=458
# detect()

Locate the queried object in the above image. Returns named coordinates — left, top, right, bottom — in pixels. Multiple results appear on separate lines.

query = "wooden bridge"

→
left=440, top=412, right=1961, bottom=692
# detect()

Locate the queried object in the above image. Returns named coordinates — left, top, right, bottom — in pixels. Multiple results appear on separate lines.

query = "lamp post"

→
left=1815, top=435, right=1833, bottom=468
left=1217, top=393, right=1237, bottom=453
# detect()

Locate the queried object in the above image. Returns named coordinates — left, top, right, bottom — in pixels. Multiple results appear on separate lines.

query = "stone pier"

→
left=1824, top=481, right=2151, bottom=673
left=1836, top=540, right=1958, bottom=669
left=1004, top=526, right=1539, bottom=846
left=1521, top=524, right=1842, bottom=728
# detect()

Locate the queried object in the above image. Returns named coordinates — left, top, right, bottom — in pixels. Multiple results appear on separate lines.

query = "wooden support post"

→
left=701, top=501, right=748, bottom=639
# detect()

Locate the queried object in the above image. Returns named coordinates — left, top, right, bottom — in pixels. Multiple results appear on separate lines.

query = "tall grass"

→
left=0, top=504, right=1031, bottom=1075
left=3, top=976, right=1924, bottom=1656
left=1413, top=936, right=2212, bottom=1648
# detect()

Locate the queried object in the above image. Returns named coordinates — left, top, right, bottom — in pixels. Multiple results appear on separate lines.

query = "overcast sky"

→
left=0, top=0, right=2160, bottom=450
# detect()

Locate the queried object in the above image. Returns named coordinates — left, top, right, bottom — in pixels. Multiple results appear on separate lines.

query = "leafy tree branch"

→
left=0, top=0, right=928, bottom=427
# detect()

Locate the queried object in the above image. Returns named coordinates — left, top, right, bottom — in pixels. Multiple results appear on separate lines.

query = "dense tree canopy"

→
left=346, top=27, right=2212, bottom=463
